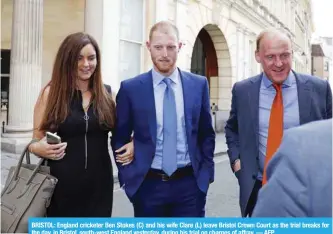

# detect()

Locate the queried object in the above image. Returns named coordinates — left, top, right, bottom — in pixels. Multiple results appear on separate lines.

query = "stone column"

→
left=2, top=0, right=43, bottom=138
left=286, top=0, right=291, bottom=30
left=243, top=29, right=250, bottom=79
left=290, top=0, right=297, bottom=34
left=236, top=24, right=244, bottom=82
left=85, top=0, right=121, bottom=92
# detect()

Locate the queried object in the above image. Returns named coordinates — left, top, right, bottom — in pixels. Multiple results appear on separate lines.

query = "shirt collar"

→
left=262, top=70, right=295, bottom=88
left=152, top=67, right=179, bottom=88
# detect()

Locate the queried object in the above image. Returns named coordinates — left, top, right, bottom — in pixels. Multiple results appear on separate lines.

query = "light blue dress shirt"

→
left=257, top=71, right=300, bottom=180
left=150, top=67, right=190, bottom=170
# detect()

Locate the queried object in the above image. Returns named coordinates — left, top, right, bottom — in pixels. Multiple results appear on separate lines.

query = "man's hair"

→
left=149, top=21, right=180, bottom=41
left=256, top=28, right=292, bottom=51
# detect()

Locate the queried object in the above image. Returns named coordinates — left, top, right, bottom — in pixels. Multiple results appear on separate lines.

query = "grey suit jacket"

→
left=225, top=71, right=332, bottom=216
left=252, top=119, right=332, bottom=217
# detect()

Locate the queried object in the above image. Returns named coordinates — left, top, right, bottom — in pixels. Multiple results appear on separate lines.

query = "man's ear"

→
left=178, top=41, right=183, bottom=51
left=255, top=50, right=261, bottom=63
left=146, top=41, right=150, bottom=51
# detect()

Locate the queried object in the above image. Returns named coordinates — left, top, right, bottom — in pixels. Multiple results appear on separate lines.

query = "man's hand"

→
left=115, top=141, right=134, bottom=166
left=233, top=159, right=241, bottom=172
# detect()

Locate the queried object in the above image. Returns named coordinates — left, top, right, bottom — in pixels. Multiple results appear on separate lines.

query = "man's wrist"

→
left=28, top=139, right=40, bottom=154
left=232, top=159, right=240, bottom=166
left=232, top=159, right=240, bottom=172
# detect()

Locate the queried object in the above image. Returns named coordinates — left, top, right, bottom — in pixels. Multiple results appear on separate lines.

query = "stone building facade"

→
left=1, top=0, right=314, bottom=152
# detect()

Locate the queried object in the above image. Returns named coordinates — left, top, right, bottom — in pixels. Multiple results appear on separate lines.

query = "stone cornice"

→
left=229, top=0, right=270, bottom=28
left=230, top=0, right=294, bottom=37
left=295, top=13, right=305, bottom=33
left=290, top=0, right=298, bottom=8
left=205, top=0, right=298, bottom=39
left=218, top=0, right=233, bottom=8
left=174, top=0, right=188, bottom=4
left=234, top=0, right=280, bottom=33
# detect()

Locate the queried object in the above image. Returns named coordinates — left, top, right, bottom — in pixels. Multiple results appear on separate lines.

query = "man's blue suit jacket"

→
left=225, top=71, right=332, bottom=216
left=111, top=69, right=215, bottom=200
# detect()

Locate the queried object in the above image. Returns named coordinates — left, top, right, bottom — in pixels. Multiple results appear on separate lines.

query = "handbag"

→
left=1, top=140, right=58, bottom=233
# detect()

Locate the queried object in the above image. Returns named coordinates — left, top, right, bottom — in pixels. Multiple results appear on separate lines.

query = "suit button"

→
left=256, top=156, right=259, bottom=160
left=252, top=174, right=256, bottom=180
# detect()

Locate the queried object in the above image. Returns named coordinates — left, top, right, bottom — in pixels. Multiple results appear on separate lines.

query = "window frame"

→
left=118, top=0, right=146, bottom=81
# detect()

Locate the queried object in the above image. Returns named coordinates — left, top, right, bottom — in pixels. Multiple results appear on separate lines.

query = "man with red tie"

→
left=225, top=28, right=332, bottom=217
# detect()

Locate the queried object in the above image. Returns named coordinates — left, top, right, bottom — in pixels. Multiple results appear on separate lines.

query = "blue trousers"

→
left=131, top=172, right=207, bottom=217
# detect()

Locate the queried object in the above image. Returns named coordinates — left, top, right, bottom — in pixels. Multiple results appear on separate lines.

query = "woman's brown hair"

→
left=39, top=32, right=116, bottom=132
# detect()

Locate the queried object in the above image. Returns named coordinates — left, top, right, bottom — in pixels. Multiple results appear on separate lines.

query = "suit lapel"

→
left=179, top=69, right=195, bottom=147
left=248, top=74, right=262, bottom=147
left=140, top=70, right=157, bottom=145
left=295, top=72, right=312, bottom=124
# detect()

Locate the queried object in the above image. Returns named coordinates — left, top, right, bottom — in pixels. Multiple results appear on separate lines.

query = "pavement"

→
left=1, top=132, right=228, bottom=188
left=1, top=132, right=239, bottom=217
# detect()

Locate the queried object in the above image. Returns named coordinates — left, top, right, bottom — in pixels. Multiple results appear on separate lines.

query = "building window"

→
left=324, top=61, right=329, bottom=71
left=119, top=0, right=144, bottom=81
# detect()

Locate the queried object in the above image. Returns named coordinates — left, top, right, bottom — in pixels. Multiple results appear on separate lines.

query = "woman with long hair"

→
left=28, top=32, right=133, bottom=217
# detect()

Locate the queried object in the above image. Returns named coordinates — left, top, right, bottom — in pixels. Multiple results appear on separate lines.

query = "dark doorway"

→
left=1, top=49, right=10, bottom=124
left=190, top=28, right=218, bottom=86
left=191, top=35, right=206, bottom=76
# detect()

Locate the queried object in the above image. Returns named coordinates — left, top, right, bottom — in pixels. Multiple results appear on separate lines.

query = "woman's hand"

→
left=30, top=137, right=67, bottom=160
left=115, top=141, right=134, bottom=166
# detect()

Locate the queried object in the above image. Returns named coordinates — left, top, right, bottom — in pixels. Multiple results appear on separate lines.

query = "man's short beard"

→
left=153, top=61, right=173, bottom=74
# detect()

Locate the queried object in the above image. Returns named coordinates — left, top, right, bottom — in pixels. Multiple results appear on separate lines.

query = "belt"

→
left=146, top=166, right=193, bottom=181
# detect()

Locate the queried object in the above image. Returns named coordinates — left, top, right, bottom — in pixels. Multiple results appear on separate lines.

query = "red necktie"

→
left=262, top=84, right=283, bottom=185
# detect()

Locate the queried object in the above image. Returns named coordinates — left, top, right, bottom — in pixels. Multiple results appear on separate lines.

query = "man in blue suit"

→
left=252, top=119, right=332, bottom=217
left=225, top=28, right=332, bottom=217
left=112, top=21, right=215, bottom=217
